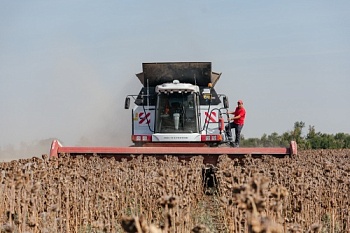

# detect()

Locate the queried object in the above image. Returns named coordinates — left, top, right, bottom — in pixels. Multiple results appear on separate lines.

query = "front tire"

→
left=133, top=142, right=144, bottom=147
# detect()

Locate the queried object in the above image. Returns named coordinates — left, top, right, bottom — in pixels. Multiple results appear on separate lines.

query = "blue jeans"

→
left=225, top=122, right=244, bottom=145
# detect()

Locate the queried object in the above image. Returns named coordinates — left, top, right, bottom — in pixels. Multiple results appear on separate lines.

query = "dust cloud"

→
left=0, top=43, right=141, bottom=161
left=0, top=139, right=53, bottom=162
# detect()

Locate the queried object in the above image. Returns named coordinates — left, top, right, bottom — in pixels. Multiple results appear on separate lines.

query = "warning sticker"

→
left=204, top=111, right=217, bottom=123
left=138, top=112, right=151, bottom=124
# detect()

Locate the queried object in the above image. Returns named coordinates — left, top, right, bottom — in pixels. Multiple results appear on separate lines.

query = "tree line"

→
left=241, top=121, right=350, bottom=149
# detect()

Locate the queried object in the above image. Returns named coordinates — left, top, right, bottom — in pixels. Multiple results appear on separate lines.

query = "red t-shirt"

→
left=234, top=107, right=246, bottom=125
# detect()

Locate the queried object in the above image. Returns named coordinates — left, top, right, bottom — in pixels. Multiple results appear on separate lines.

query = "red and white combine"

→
left=50, top=62, right=297, bottom=165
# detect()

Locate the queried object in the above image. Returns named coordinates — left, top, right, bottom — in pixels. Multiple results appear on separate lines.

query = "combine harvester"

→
left=50, top=62, right=297, bottom=166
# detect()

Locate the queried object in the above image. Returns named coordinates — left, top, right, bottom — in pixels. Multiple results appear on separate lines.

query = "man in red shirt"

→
left=225, top=99, right=246, bottom=147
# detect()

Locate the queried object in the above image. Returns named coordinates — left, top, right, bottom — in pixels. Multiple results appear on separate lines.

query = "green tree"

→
left=334, top=132, right=350, bottom=148
left=293, top=121, right=305, bottom=142
left=241, top=121, right=350, bottom=149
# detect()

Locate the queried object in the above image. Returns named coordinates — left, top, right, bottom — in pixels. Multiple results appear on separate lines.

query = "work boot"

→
left=229, top=141, right=235, bottom=147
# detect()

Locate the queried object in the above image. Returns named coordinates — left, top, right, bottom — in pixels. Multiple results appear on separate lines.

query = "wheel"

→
left=133, top=142, right=144, bottom=147
left=207, top=142, right=219, bottom=147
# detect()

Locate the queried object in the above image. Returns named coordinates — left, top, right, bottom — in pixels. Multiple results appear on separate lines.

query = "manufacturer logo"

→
left=164, top=136, right=188, bottom=139
left=138, top=112, right=151, bottom=124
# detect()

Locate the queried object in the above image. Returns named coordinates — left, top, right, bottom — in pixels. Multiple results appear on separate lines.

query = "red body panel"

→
left=50, top=140, right=297, bottom=165
left=57, top=146, right=291, bottom=155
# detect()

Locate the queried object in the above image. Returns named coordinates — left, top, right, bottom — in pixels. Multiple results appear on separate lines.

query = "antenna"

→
left=147, top=79, right=149, bottom=107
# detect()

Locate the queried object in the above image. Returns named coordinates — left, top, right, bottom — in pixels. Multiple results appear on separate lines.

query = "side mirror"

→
left=124, top=97, right=130, bottom=109
left=223, top=96, right=229, bottom=109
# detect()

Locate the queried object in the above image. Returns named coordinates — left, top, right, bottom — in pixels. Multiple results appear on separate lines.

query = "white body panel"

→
left=132, top=106, right=155, bottom=135
left=199, top=105, right=221, bottom=135
left=132, top=105, right=223, bottom=141
left=130, top=78, right=226, bottom=143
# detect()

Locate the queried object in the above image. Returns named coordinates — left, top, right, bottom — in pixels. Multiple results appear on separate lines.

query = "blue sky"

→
left=1, top=1, right=349, bottom=160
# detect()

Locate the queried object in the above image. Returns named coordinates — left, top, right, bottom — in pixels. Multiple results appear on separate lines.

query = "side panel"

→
left=132, top=106, right=155, bottom=135
left=199, top=105, right=222, bottom=135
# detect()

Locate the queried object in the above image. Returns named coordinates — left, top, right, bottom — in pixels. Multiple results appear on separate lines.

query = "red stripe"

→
left=205, top=112, right=217, bottom=123
left=139, top=112, right=150, bottom=124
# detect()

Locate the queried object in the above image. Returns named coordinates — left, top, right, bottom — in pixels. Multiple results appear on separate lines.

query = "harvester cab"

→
left=124, top=62, right=229, bottom=147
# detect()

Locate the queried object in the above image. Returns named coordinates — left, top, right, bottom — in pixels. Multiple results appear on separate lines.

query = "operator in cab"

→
left=225, top=100, right=246, bottom=147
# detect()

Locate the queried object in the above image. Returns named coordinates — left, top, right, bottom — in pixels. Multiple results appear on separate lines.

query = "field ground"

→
left=0, top=149, right=349, bottom=232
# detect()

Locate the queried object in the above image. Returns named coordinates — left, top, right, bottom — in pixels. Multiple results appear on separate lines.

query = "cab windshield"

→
left=155, top=93, right=198, bottom=133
